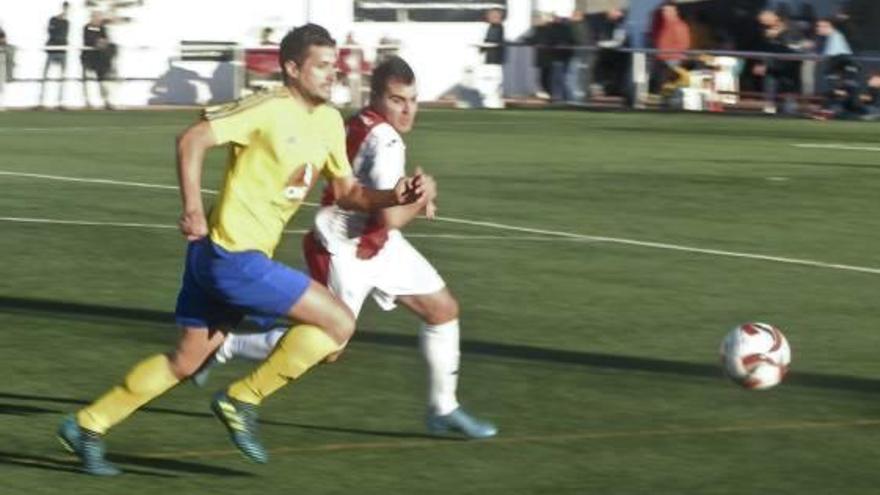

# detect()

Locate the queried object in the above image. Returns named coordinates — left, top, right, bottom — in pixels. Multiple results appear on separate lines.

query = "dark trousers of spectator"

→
left=40, top=52, right=67, bottom=107
left=649, top=59, right=681, bottom=94
left=763, top=73, right=799, bottom=114
left=537, top=65, right=552, bottom=97
left=82, top=66, right=112, bottom=109
left=594, top=49, right=629, bottom=96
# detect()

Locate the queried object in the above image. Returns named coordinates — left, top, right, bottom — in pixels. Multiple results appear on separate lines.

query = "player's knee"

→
left=167, top=351, right=204, bottom=379
left=322, top=305, right=356, bottom=344
left=425, top=294, right=459, bottom=325
left=322, top=347, right=347, bottom=364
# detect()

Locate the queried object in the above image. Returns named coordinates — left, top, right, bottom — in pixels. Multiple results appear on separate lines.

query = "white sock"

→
left=219, top=327, right=287, bottom=362
left=419, top=319, right=461, bottom=416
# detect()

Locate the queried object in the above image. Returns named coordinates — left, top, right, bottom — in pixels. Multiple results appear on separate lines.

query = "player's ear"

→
left=283, top=60, right=300, bottom=81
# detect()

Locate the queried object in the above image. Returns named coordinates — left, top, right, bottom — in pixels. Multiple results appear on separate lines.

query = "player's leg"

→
left=59, top=238, right=234, bottom=475
left=379, top=236, right=497, bottom=438
left=398, top=287, right=461, bottom=411
left=211, top=273, right=356, bottom=463
left=193, top=237, right=370, bottom=385
left=224, top=280, right=354, bottom=401
left=59, top=326, right=224, bottom=475
left=397, top=289, right=495, bottom=439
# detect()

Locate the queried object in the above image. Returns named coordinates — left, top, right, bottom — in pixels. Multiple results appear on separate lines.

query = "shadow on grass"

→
left=0, top=403, right=60, bottom=416
left=0, top=391, right=450, bottom=442
left=0, top=450, right=177, bottom=477
left=106, top=453, right=254, bottom=477
left=1, top=295, right=879, bottom=395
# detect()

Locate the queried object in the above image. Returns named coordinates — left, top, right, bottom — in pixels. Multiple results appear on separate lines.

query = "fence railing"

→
left=2, top=41, right=878, bottom=116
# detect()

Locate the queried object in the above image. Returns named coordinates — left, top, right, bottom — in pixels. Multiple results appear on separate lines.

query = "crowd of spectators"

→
left=521, top=0, right=878, bottom=120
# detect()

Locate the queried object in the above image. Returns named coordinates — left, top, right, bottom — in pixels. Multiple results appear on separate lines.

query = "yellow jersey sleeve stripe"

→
left=203, top=87, right=286, bottom=121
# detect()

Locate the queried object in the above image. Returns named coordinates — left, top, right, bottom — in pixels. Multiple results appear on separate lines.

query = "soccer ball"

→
left=720, top=322, right=791, bottom=390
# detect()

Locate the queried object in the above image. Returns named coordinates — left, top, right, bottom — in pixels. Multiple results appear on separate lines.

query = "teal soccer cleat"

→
left=210, top=391, right=268, bottom=463
left=426, top=407, right=498, bottom=439
left=56, top=415, right=122, bottom=476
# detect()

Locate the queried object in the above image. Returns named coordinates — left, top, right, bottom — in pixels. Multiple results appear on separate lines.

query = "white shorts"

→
left=322, top=232, right=446, bottom=317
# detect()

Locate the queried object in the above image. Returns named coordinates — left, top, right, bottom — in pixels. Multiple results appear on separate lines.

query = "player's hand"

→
left=394, top=169, right=437, bottom=207
left=414, top=166, right=437, bottom=219
left=178, top=210, right=208, bottom=241
left=424, top=199, right=437, bottom=219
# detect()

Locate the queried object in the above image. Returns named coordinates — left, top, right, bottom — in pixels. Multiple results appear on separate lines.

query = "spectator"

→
left=547, top=12, right=575, bottom=102
left=567, top=10, right=590, bottom=102
left=525, top=12, right=553, bottom=100
left=41, top=1, right=70, bottom=109
left=752, top=10, right=804, bottom=114
left=478, top=8, right=505, bottom=108
left=649, top=1, right=691, bottom=94
left=831, top=5, right=858, bottom=50
left=861, top=72, right=880, bottom=119
left=816, top=18, right=852, bottom=57
left=594, top=7, right=629, bottom=97
left=688, top=8, right=716, bottom=50
left=792, top=3, right=817, bottom=42
left=0, top=23, right=12, bottom=109
left=816, top=56, right=864, bottom=120
left=376, top=33, right=401, bottom=65
left=259, top=27, right=277, bottom=46
left=0, top=23, right=13, bottom=82
left=81, top=10, right=115, bottom=109
left=482, top=8, right=505, bottom=66
left=337, top=33, right=368, bottom=107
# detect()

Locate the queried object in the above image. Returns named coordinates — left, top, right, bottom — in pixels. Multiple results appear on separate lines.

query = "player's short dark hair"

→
left=370, top=56, right=415, bottom=101
left=279, top=23, right=336, bottom=72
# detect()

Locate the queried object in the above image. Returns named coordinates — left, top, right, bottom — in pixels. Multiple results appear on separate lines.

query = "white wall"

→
left=1, top=0, right=544, bottom=108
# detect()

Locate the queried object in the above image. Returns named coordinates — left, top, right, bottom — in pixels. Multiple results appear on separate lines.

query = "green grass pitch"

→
left=0, top=108, right=878, bottom=494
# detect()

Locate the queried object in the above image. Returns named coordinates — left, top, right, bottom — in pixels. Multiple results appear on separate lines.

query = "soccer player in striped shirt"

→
left=57, top=24, right=435, bottom=476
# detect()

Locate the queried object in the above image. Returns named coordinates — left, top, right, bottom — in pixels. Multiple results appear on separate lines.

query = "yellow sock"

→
left=228, top=325, right=340, bottom=405
left=77, top=354, right=179, bottom=434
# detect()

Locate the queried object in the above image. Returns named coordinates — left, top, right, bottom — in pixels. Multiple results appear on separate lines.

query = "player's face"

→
left=377, top=79, right=418, bottom=134
left=290, top=45, right=337, bottom=104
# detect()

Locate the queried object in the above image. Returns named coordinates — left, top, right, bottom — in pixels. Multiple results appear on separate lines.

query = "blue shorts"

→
left=174, top=237, right=311, bottom=329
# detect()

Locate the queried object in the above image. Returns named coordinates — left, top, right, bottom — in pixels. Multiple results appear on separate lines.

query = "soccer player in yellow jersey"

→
left=56, top=24, right=435, bottom=476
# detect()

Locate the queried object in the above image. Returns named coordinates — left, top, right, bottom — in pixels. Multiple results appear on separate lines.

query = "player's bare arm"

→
left=175, top=120, right=218, bottom=240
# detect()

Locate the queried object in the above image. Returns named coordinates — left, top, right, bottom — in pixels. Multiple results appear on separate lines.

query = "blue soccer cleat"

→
left=210, top=391, right=268, bottom=463
left=426, top=407, right=498, bottom=439
left=56, top=415, right=122, bottom=476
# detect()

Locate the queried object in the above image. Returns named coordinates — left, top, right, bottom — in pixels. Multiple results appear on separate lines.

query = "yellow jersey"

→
left=204, top=88, right=353, bottom=257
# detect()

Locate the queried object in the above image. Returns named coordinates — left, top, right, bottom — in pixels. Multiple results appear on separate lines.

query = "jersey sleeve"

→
left=203, top=97, right=269, bottom=147
left=321, top=112, right=354, bottom=180
left=368, top=128, right=406, bottom=190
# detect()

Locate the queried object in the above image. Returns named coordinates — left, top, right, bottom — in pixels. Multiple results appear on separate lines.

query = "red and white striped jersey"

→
left=314, top=108, right=406, bottom=258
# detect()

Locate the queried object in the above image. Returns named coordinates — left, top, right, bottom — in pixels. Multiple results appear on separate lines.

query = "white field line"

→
left=0, top=216, right=570, bottom=242
left=793, top=143, right=880, bottom=152
left=2, top=170, right=879, bottom=275
left=0, top=125, right=180, bottom=133
left=0, top=170, right=213, bottom=194
left=0, top=216, right=180, bottom=231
